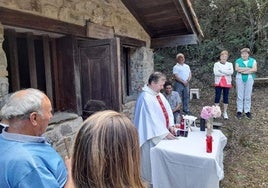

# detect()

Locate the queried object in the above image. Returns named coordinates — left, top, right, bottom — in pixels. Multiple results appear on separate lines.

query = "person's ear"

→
left=29, top=112, right=38, bottom=126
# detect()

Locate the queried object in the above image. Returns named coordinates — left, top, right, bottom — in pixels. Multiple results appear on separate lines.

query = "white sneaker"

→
left=223, top=112, right=228, bottom=119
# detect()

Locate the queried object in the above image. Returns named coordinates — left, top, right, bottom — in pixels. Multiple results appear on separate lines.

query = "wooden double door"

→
left=4, top=32, right=124, bottom=117
left=57, top=36, right=122, bottom=117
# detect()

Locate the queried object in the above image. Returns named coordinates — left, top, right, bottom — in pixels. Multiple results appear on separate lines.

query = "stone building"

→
left=0, top=0, right=203, bottom=156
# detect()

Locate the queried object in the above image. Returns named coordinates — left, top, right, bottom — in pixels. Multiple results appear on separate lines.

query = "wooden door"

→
left=78, top=38, right=122, bottom=116
left=56, top=36, right=82, bottom=114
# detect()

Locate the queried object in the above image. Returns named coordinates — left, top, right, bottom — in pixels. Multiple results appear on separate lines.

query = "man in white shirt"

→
left=173, top=53, right=192, bottom=114
left=134, top=72, right=176, bottom=186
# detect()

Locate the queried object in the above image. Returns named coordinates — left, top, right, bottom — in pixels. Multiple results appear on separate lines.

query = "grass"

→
left=189, top=85, right=268, bottom=188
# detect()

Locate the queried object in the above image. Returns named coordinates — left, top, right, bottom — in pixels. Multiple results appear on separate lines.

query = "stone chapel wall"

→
left=0, top=0, right=154, bottom=155
left=0, top=0, right=150, bottom=45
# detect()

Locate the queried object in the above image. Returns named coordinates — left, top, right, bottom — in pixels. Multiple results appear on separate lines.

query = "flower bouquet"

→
left=200, top=105, right=221, bottom=135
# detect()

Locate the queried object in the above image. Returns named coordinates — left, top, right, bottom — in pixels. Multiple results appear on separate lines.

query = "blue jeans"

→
left=174, top=81, right=190, bottom=113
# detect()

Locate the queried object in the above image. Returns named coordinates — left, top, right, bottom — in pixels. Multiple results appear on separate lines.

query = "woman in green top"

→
left=235, top=48, right=257, bottom=119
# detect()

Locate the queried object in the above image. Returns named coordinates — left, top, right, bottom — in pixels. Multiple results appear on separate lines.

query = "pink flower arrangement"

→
left=200, top=105, right=221, bottom=120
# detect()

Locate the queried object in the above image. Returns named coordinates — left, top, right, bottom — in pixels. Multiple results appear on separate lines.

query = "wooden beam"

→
left=87, top=22, right=114, bottom=39
left=254, top=77, right=268, bottom=81
left=115, top=35, right=146, bottom=47
left=5, top=29, right=20, bottom=90
left=253, top=77, right=268, bottom=87
left=0, top=7, right=86, bottom=37
left=151, top=34, right=198, bottom=48
left=42, top=35, right=54, bottom=106
left=51, top=39, right=60, bottom=110
left=120, top=0, right=153, bottom=36
left=172, top=0, right=194, bottom=34
left=26, top=32, right=38, bottom=88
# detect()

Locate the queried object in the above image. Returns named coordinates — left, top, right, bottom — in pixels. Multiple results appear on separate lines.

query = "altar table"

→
left=151, top=128, right=227, bottom=188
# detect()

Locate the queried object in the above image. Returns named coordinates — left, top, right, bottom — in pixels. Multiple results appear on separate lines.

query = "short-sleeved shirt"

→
left=0, top=129, right=67, bottom=188
left=173, top=63, right=191, bottom=81
left=163, top=91, right=181, bottom=111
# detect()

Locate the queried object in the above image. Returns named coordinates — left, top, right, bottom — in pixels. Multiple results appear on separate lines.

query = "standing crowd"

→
left=213, top=48, right=257, bottom=119
left=0, top=47, right=257, bottom=188
left=134, top=47, right=257, bottom=186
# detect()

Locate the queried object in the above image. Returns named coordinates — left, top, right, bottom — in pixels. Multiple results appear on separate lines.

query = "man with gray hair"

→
left=173, top=53, right=192, bottom=114
left=0, top=88, right=67, bottom=187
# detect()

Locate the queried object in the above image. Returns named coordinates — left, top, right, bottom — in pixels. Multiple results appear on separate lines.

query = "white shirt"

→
left=173, top=63, right=191, bottom=81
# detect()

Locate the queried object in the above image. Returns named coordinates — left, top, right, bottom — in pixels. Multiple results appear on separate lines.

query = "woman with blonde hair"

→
left=69, top=110, right=146, bottom=188
left=213, top=50, right=234, bottom=119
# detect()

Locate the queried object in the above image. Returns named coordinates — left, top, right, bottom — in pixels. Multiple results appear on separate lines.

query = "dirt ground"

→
left=189, top=84, right=268, bottom=188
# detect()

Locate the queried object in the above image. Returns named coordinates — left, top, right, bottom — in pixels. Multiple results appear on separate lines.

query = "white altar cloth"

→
left=151, top=128, right=227, bottom=188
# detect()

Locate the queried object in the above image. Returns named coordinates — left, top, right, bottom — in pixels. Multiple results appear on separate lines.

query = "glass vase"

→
left=206, top=117, right=213, bottom=136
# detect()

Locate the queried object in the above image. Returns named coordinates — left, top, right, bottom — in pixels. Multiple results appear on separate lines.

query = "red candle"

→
left=206, top=135, right=213, bottom=153
left=180, top=118, right=184, bottom=130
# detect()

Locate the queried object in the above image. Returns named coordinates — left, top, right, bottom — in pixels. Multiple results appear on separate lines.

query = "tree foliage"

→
left=154, top=0, right=268, bottom=78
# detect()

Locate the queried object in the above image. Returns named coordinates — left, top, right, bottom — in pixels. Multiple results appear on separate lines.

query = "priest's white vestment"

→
left=134, top=85, right=174, bottom=184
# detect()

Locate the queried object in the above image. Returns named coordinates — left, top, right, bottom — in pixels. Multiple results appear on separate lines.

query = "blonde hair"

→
left=72, top=110, right=146, bottom=188
left=220, top=50, right=229, bottom=56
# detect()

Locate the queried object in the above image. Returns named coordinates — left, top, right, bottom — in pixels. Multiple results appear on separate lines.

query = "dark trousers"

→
left=214, top=86, right=230, bottom=104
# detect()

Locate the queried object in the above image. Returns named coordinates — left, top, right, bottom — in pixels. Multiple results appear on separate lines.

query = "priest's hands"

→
left=168, top=126, right=177, bottom=135
left=166, top=132, right=176, bottom=140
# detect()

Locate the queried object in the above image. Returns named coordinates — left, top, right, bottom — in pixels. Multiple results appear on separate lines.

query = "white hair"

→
left=176, top=53, right=184, bottom=59
left=0, top=88, right=45, bottom=120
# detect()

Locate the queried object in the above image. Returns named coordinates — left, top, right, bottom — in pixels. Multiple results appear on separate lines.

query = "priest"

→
left=134, top=72, right=176, bottom=186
